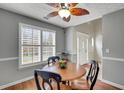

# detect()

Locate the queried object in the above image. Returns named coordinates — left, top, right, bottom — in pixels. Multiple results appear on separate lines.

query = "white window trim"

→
left=19, top=23, right=56, bottom=68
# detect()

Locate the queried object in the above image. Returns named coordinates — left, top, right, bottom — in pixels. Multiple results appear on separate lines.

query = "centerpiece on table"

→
left=59, top=59, right=67, bottom=69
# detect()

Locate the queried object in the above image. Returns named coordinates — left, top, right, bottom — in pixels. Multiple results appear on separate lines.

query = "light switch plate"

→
left=105, top=49, right=110, bottom=54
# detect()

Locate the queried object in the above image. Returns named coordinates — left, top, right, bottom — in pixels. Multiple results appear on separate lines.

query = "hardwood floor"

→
left=3, top=79, right=120, bottom=90
left=3, top=79, right=36, bottom=90
left=94, top=80, right=120, bottom=90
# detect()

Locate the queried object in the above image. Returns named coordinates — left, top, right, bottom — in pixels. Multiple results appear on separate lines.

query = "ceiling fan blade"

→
left=68, top=3, right=78, bottom=7
left=45, top=11, right=58, bottom=19
left=70, top=8, right=89, bottom=16
left=63, top=15, right=71, bottom=22
left=46, top=3, right=60, bottom=8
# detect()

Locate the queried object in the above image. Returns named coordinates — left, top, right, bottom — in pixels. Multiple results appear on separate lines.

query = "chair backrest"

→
left=48, top=56, right=60, bottom=65
left=86, top=60, right=99, bottom=90
left=34, top=70, right=62, bottom=90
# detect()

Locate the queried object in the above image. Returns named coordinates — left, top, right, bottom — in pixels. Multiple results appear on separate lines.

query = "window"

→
left=19, top=23, right=56, bottom=68
left=19, top=23, right=41, bottom=66
left=42, top=30, right=56, bottom=61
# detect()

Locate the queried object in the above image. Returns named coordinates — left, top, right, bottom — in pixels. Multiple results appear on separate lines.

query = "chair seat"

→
left=71, top=78, right=90, bottom=90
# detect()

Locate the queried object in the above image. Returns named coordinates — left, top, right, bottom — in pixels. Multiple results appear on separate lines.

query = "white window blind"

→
left=42, top=30, right=56, bottom=61
left=19, top=24, right=41, bottom=66
left=19, top=23, right=56, bottom=67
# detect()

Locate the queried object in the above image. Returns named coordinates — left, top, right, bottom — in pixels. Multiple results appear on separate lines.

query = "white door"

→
left=77, top=32, right=89, bottom=65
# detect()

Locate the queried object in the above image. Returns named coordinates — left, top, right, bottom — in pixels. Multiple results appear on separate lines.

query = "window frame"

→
left=19, top=23, right=56, bottom=68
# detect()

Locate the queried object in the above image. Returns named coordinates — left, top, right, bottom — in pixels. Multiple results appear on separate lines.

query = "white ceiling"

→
left=0, top=3, right=124, bottom=28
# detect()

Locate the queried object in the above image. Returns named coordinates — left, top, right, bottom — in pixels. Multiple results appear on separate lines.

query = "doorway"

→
left=77, top=32, right=89, bottom=65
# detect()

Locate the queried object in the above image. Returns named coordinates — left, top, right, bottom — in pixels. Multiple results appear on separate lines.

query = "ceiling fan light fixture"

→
left=58, top=9, right=70, bottom=18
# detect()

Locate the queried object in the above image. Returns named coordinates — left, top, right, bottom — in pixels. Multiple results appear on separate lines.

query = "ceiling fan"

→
left=45, top=3, right=89, bottom=22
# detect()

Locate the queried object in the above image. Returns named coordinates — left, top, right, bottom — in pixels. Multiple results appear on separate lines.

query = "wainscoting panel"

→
left=102, top=57, right=124, bottom=89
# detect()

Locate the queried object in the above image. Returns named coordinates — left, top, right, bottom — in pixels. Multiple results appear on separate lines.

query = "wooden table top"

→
left=42, top=62, right=86, bottom=81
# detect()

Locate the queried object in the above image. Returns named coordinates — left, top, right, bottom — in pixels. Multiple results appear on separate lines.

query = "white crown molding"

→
left=0, top=57, right=18, bottom=62
left=102, top=57, right=124, bottom=62
left=0, top=76, right=34, bottom=89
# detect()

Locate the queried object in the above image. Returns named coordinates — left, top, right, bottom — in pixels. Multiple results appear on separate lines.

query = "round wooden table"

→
left=42, top=62, right=86, bottom=81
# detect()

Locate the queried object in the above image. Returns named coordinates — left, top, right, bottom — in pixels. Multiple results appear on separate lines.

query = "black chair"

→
left=71, top=60, right=99, bottom=90
left=87, top=60, right=99, bottom=90
left=34, top=70, right=71, bottom=90
left=48, top=56, right=60, bottom=65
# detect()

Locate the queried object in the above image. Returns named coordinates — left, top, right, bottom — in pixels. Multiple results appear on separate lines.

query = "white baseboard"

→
left=101, top=79, right=124, bottom=89
left=0, top=76, right=34, bottom=89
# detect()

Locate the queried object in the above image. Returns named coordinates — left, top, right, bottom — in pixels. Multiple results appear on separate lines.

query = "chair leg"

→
left=67, top=81, right=70, bottom=85
left=62, top=81, right=66, bottom=84
left=62, top=80, right=70, bottom=85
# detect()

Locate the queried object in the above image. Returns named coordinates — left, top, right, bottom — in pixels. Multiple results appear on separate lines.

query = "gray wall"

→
left=103, top=59, right=124, bottom=85
left=102, top=9, right=124, bottom=86
left=0, top=9, right=65, bottom=86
